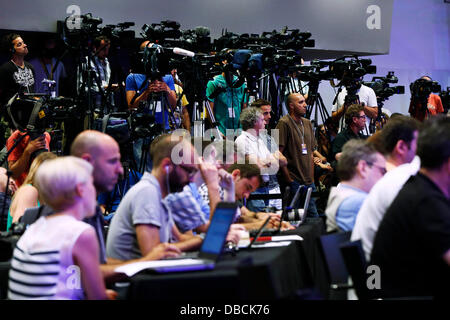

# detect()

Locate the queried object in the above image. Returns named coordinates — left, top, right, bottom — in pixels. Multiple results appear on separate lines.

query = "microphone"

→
left=172, top=47, right=195, bottom=57
left=282, top=186, right=291, bottom=209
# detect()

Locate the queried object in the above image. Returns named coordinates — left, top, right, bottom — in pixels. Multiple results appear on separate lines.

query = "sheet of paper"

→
left=272, top=235, right=303, bottom=241
left=114, top=259, right=203, bottom=277
left=250, top=241, right=292, bottom=248
left=237, top=240, right=293, bottom=249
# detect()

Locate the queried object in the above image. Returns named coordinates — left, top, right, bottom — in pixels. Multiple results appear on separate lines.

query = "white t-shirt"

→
left=351, top=156, right=421, bottom=260
left=332, top=84, right=378, bottom=134
left=235, top=130, right=279, bottom=179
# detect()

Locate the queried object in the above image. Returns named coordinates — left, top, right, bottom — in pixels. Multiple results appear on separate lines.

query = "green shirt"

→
left=206, top=74, right=246, bottom=136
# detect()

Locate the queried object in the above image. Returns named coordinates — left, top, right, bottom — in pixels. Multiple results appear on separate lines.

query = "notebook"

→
left=117, top=202, right=238, bottom=274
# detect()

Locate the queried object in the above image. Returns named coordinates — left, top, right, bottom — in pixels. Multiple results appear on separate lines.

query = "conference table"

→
left=119, top=217, right=326, bottom=300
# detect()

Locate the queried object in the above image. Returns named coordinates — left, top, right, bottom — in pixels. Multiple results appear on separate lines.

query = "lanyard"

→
left=287, top=114, right=305, bottom=145
left=39, top=58, right=54, bottom=80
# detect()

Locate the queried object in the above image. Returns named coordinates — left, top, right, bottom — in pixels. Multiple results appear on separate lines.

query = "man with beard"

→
left=0, top=34, right=35, bottom=107
left=106, top=133, right=214, bottom=261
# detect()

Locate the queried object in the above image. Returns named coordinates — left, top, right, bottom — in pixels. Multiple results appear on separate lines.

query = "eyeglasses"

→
left=355, top=115, right=367, bottom=119
left=367, top=162, right=387, bottom=175
left=177, top=164, right=198, bottom=178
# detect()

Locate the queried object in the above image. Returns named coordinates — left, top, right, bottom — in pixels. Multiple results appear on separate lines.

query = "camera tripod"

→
left=145, top=91, right=179, bottom=133
left=331, top=84, right=375, bottom=135
left=305, top=80, right=331, bottom=131
left=192, top=99, right=223, bottom=141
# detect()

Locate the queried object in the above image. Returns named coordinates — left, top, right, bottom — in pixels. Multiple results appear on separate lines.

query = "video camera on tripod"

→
left=363, top=71, right=405, bottom=102
left=410, top=77, right=441, bottom=101
left=2, top=93, right=80, bottom=164
left=362, top=71, right=405, bottom=131
left=409, top=77, right=442, bottom=116
left=62, top=13, right=135, bottom=48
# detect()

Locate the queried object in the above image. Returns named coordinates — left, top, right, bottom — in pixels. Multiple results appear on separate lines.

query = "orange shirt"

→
left=409, top=93, right=444, bottom=122
left=6, top=130, right=51, bottom=187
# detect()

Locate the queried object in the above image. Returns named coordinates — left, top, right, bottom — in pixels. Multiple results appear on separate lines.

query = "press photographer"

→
left=126, top=38, right=178, bottom=172
left=330, top=56, right=378, bottom=135
left=408, top=76, right=444, bottom=122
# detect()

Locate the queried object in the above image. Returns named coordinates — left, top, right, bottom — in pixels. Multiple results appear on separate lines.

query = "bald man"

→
left=276, top=93, right=327, bottom=217
left=20, top=130, right=181, bottom=281
left=70, top=130, right=124, bottom=193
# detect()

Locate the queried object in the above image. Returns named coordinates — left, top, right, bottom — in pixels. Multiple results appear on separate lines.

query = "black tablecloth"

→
left=0, top=218, right=326, bottom=300
left=124, top=218, right=326, bottom=300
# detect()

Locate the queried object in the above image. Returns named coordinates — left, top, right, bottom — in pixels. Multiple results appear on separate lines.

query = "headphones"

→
left=11, top=47, right=15, bottom=54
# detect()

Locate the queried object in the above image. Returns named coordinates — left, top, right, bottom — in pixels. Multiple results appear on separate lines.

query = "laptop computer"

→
left=148, top=201, right=238, bottom=273
left=249, top=186, right=313, bottom=236
left=247, top=216, right=271, bottom=249
left=289, top=186, right=312, bottom=227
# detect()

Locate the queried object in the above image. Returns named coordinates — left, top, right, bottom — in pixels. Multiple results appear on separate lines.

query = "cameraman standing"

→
left=0, top=34, right=36, bottom=148
left=0, top=33, right=51, bottom=187
left=126, top=41, right=177, bottom=171
left=409, top=76, right=444, bottom=122
left=331, top=77, right=378, bottom=135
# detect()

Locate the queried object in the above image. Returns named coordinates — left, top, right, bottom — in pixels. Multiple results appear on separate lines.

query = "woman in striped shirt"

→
left=8, top=156, right=111, bottom=300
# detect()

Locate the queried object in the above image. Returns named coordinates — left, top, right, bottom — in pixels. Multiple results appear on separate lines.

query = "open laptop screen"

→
left=199, top=202, right=237, bottom=257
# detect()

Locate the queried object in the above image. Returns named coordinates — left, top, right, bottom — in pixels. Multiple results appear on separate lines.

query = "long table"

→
left=121, top=218, right=326, bottom=300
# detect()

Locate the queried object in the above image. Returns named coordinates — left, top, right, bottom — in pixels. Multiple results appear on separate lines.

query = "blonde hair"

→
left=35, top=156, right=93, bottom=211
left=23, top=152, right=57, bottom=186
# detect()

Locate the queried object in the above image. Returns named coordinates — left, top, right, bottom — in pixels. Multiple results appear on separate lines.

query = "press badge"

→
left=228, top=107, right=235, bottom=118
left=155, top=101, right=162, bottom=113
left=301, top=144, right=308, bottom=155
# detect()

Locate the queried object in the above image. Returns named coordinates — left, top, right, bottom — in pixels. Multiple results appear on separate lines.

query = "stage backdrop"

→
left=0, top=0, right=393, bottom=54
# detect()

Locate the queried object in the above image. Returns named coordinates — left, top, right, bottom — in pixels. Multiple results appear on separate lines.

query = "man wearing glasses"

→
left=331, top=104, right=368, bottom=165
left=331, top=78, right=378, bottom=136
left=325, top=139, right=386, bottom=232
left=106, top=133, right=216, bottom=261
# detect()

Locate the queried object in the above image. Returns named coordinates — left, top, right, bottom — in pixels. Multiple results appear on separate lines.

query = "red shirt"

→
left=6, top=130, right=51, bottom=187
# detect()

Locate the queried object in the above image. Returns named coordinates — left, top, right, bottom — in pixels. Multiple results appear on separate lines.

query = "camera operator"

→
left=0, top=33, right=51, bottom=187
left=205, top=51, right=247, bottom=137
left=126, top=41, right=177, bottom=114
left=126, top=41, right=177, bottom=170
left=77, top=36, right=118, bottom=113
left=331, top=77, right=378, bottom=135
left=409, top=76, right=444, bottom=122
left=6, top=131, right=50, bottom=188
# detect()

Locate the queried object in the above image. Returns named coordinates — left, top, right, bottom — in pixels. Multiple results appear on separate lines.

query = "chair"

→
left=317, top=231, right=352, bottom=299
left=339, top=240, right=372, bottom=300
left=340, top=240, right=434, bottom=300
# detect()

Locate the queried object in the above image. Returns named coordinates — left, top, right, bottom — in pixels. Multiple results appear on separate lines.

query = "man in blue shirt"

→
left=325, top=139, right=386, bottom=232
left=126, top=41, right=177, bottom=171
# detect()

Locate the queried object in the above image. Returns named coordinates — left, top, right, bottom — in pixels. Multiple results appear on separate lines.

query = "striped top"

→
left=8, top=215, right=92, bottom=300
